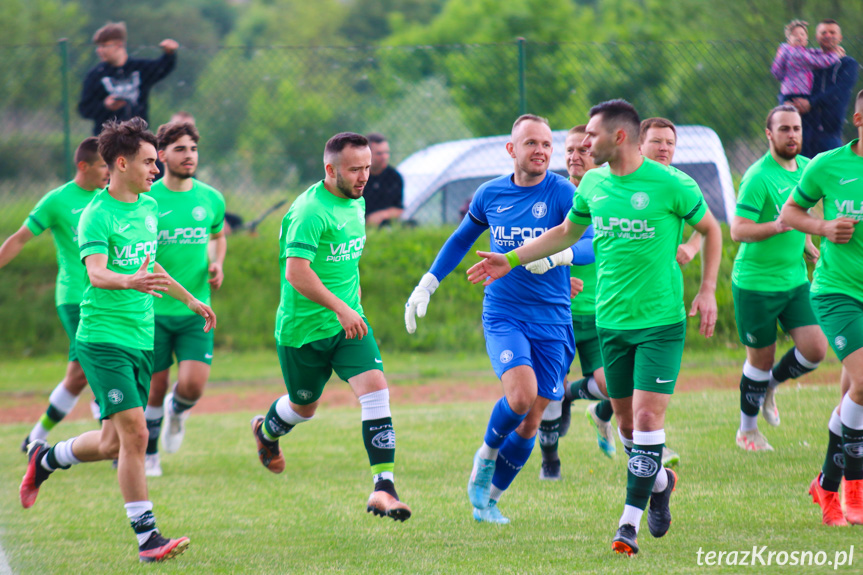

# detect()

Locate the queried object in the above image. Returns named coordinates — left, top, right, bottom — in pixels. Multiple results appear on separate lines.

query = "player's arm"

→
left=0, top=225, right=35, bottom=269
left=729, top=215, right=792, bottom=243
left=781, top=197, right=858, bottom=243
left=677, top=231, right=702, bottom=266
left=84, top=253, right=169, bottom=294
left=153, top=261, right=217, bottom=332
left=689, top=210, right=722, bottom=337
left=208, top=230, right=227, bottom=289
left=466, top=217, right=587, bottom=286
left=286, top=257, right=367, bottom=340
left=525, top=225, right=594, bottom=274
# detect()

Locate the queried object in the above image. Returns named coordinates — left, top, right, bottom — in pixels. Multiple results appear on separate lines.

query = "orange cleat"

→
left=809, top=475, right=847, bottom=526
left=250, top=415, right=285, bottom=474
left=367, top=490, right=411, bottom=522
left=843, top=479, right=863, bottom=525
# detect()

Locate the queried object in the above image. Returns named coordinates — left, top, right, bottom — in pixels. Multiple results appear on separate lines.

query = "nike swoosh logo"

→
left=496, top=206, right=514, bottom=213
left=118, top=224, right=131, bottom=232
left=159, top=211, right=172, bottom=217
left=552, top=386, right=559, bottom=393
left=593, top=195, right=608, bottom=201
left=72, top=208, right=86, bottom=214
left=374, top=358, right=383, bottom=363
left=840, top=178, right=859, bottom=185
left=337, top=221, right=348, bottom=230
left=205, top=353, right=213, bottom=359
left=777, top=187, right=792, bottom=193
left=656, top=378, right=674, bottom=384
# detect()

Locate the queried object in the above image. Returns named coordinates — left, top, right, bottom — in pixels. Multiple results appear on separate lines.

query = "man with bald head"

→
left=405, top=114, right=578, bottom=524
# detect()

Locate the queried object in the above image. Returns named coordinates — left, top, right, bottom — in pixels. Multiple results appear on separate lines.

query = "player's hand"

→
left=689, top=288, right=718, bottom=338
left=208, top=262, right=224, bottom=289
left=337, top=306, right=367, bottom=340
left=188, top=300, right=217, bottom=332
left=525, top=248, right=574, bottom=274
left=676, top=243, right=698, bottom=266
left=791, top=97, right=811, bottom=114
left=824, top=217, right=858, bottom=244
left=804, top=238, right=820, bottom=263
left=104, top=95, right=126, bottom=111
left=570, top=277, right=584, bottom=298
left=126, top=255, right=169, bottom=296
left=773, top=218, right=793, bottom=235
left=160, top=39, right=179, bottom=54
left=405, top=273, right=439, bottom=334
left=466, top=251, right=511, bottom=286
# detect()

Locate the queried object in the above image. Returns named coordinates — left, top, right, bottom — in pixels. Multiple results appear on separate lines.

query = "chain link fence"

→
left=1, top=38, right=860, bottom=233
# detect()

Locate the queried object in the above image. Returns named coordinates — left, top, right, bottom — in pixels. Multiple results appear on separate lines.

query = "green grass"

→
left=0, top=382, right=858, bottom=574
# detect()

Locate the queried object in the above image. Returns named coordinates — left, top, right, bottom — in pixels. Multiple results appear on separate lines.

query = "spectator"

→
left=771, top=19, right=841, bottom=106
left=364, top=133, right=404, bottom=227
left=792, top=19, right=859, bottom=157
left=78, top=22, right=178, bottom=136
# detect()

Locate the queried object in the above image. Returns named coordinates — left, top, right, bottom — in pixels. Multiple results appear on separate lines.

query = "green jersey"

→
left=570, top=262, right=597, bottom=316
left=147, top=179, right=225, bottom=316
left=25, top=181, right=98, bottom=305
left=275, top=181, right=366, bottom=348
left=568, top=158, right=707, bottom=330
left=732, top=153, right=810, bottom=291
left=793, top=140, right=863, bottom=302
left=76, top=189, right=159, bottom=350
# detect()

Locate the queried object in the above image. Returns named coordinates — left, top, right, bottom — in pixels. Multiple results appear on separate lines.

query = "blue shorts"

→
left=482, top=312, right=575, bottom=401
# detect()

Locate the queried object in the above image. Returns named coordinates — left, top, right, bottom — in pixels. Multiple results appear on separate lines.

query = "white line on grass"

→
left=0, top=532, right=13, bottom=575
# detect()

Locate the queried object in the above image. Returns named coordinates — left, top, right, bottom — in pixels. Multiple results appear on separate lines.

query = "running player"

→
left=20, top=118, right=216, bottom=563
left=535, top=124, right=615, bottom=481
left=250, top=132, right=411, bottom=522
left=406, top=115, right=577, bottom=523
left=143, top=121, right=226, bottom=477
left=731, top=104, right=826, bottom=452
left=0, top=138, right=109, bottom=450
left=467, top=100, right=722, bottom=555
left=781, top=89, right=863, bottom=526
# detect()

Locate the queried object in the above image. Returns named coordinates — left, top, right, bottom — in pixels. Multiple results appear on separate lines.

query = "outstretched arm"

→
left=0, top=225, right=35, bottom=269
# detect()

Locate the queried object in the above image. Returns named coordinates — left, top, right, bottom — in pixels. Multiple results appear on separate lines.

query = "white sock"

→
left=489, top=485, right=504, bottom=503
left=374, top=471, right=394, bottom=484
left=125, top=501, right=156, bottom=545
left=50, top=381, right=80, bottom=413
left=542, top=400, right=562, bottom=420
left=740, top=412, right=758, bottom=432
left=478, top=442, right=499, bottom=461
left=274, top=395, right=313, bottom=426
left=618, top=429, right=634, bottom=451
left=829, top=407, right=843, bottom=435
left=767, top=370, right=780, bottom=390
left=29, top=421, right=50, bottom=442
left=359, top=389, right=391, bottom=421
left=795, top=347, right=820, bottom=369
left=619, top=504, right=643, bottom=532
left=144, top=405, right=164, bottom=421
left=52, top=437, right=82, bottom=468
left=652, top=465, right=669, bottom=492
left=841, top=394, right=863, bottom=430
left=587, top=377, right=609, bottom=401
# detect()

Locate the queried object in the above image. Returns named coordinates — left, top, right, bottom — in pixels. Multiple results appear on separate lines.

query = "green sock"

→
left=820, top=429, right=844, bottom=491
left=539, top=417, right=561, bottom=460
left=262, top=402, right=294, bottom=441
left=595, top=400, right=614, bottom=422
left=363, top=417, right=395, bottom=477
left=842, top=424, right=863, bottom=481
left=739, top=373, right=768, bottom=416
left=571, top=377, right=601, bottom=401
left=41, top=405, right=66, bottom=430
left=145, top=417, right=162, bottom=455
left=625, top=443, right=663, bottom=509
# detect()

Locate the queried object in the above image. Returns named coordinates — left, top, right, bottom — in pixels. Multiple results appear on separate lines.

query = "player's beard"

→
left=336, top=172, right=363, bottom=199
left=167, top=164, right=195, bottom=180
left=775, top=143, right=799, bottom=160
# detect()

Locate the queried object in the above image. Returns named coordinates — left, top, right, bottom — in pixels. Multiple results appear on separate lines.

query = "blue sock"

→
left=491, top=432, right=535, bottom=492
left=483, top=397, right=526, bottom=449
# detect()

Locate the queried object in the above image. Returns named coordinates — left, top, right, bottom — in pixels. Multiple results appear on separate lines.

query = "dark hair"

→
left=765, top=104, right=800, bottom=130
left=639, top=117, right=677, bottom=143
left=98, top=117, right=158, bottom=168
left=512, top=114, right=550, bottom=133
left=324, top=132, right=369, bottom=165
left=568, top=124, right=588, bottom=135
left=589, top=99, right=640, bottom=140
left=819, top=18, right=840, bottom=26
left=75, top=137, right=101, bottom=165
left=93, top=21, right=127, bottom=44
left=156, top=121, right=200, bottom=150
left=366, top=132, right=387, bottom=145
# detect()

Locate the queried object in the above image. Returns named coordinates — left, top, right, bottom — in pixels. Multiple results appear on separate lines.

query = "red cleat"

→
left=809, top=475, right=847, bottom=526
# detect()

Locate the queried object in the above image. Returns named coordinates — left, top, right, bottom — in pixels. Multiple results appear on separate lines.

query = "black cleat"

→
left=612, top=524, right=639, bottom=556
left=20, top=435, right=31, bottom=454
left=20, top=440, right=52, bottom=508
left=559, top=395, right=573, bottom=437
left=647, top=468, right=677, bottom=538
left=539, top=458, right=561, bottom=481
left=138, top=531, right=190, bottom=563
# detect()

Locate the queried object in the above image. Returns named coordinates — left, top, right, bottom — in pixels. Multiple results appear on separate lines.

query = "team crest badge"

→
left=531, top=202, right=548, bottom=218
left=835, top=336, right=847, bottom=351
left=628, top=455, right=659, bottom=478
left=631, top=192, right=649, bottom=210
left=192, top=206, right=207, bottom=221
left=145, top=215, right=157, bottom=233
left=500, top=350, right=513, bottom=363
left=107, top=389, right=124, bottom=405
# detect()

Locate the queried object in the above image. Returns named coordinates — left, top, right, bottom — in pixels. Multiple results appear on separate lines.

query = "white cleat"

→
left=162, top=393, right=189, bottom=454
left=736, top=428, right=774, bottom=452
left=762, top=386, right=780, bottom=427
left=145, top=453, right=163, bottom=477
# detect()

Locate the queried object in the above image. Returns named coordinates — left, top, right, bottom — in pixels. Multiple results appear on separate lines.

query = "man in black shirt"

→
left=78, top=22, right=178, bottom=136
left=364, top=133, right=404, bottom=227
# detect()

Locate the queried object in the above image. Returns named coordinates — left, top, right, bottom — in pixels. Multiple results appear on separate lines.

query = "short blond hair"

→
left=784, top=19, right=808, bottom=38
left=93, top=21, right=127, bottom=44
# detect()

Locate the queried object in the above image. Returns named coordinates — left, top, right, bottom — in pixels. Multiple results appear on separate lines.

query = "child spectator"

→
left=771, top=20, right=843, bottom=104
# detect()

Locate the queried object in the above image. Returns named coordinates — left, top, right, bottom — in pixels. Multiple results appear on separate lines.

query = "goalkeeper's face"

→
left=509, top=120, right=552, bottom=179
left=330, top=145, right=371, bottom=200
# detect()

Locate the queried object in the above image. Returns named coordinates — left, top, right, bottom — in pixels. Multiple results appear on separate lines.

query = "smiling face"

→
left=786, top=25, right=808, bottom=47
left=160, top=134, right=199, bottom=180
left=640, top=126, right=677, bottom=166
left=507, top=119, right=553, bottom=182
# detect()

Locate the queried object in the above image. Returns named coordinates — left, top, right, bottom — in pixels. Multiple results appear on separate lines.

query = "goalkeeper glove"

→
left=524, top=247, right=574, bottom=274
left=405, top=273, right=440, bottom=334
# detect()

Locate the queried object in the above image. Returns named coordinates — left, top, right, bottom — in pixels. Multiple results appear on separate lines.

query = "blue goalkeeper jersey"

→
left=468, top=171, right=575, bottom=325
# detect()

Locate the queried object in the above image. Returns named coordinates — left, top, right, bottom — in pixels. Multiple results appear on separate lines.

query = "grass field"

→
left=0, top=351, right=858, bottom=574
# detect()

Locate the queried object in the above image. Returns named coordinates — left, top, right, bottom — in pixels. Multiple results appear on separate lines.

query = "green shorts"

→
left=811, top=293, right=863, bottom=361
left=57, top=304, right=81, bottom=362
left=572, top=314, right=603, bottom=376
left=597, top=321, right=686, bottom=399
left=153, top=314, right=214, bottom=372
left=732, top=282, right=817, bottom=348
left=76, top=340, right=153, bottom=419
left=277, top=322, right=383, bottom=405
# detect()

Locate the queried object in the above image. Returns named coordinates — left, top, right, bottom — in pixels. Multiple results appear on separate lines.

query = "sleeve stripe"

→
left=79, top=240, right=107, bottom=251
left=795, top=186, right=818, bottom=204
left=286, top=241, right=317, bottom=254
left=468, top=211, right=488, bottom=227
left=211, top=216, right=225, bottom=231
left=571, top=209, right=591, bottom=219
left=736, top=203, right=760, bottom=214
left=683, top=199, right=704, bottom=220
left=27, top=215, right=46, bottom=232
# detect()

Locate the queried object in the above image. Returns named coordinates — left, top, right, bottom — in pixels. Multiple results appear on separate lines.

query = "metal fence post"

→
left=517, top=37, right=526, bottom=115
left=58, top=38, right=72, bottom=181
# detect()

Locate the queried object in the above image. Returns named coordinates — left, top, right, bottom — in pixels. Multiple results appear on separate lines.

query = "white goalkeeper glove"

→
left=405, top=272, right=440, bottom=334
left=524, top=247, right=574, bottom=274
